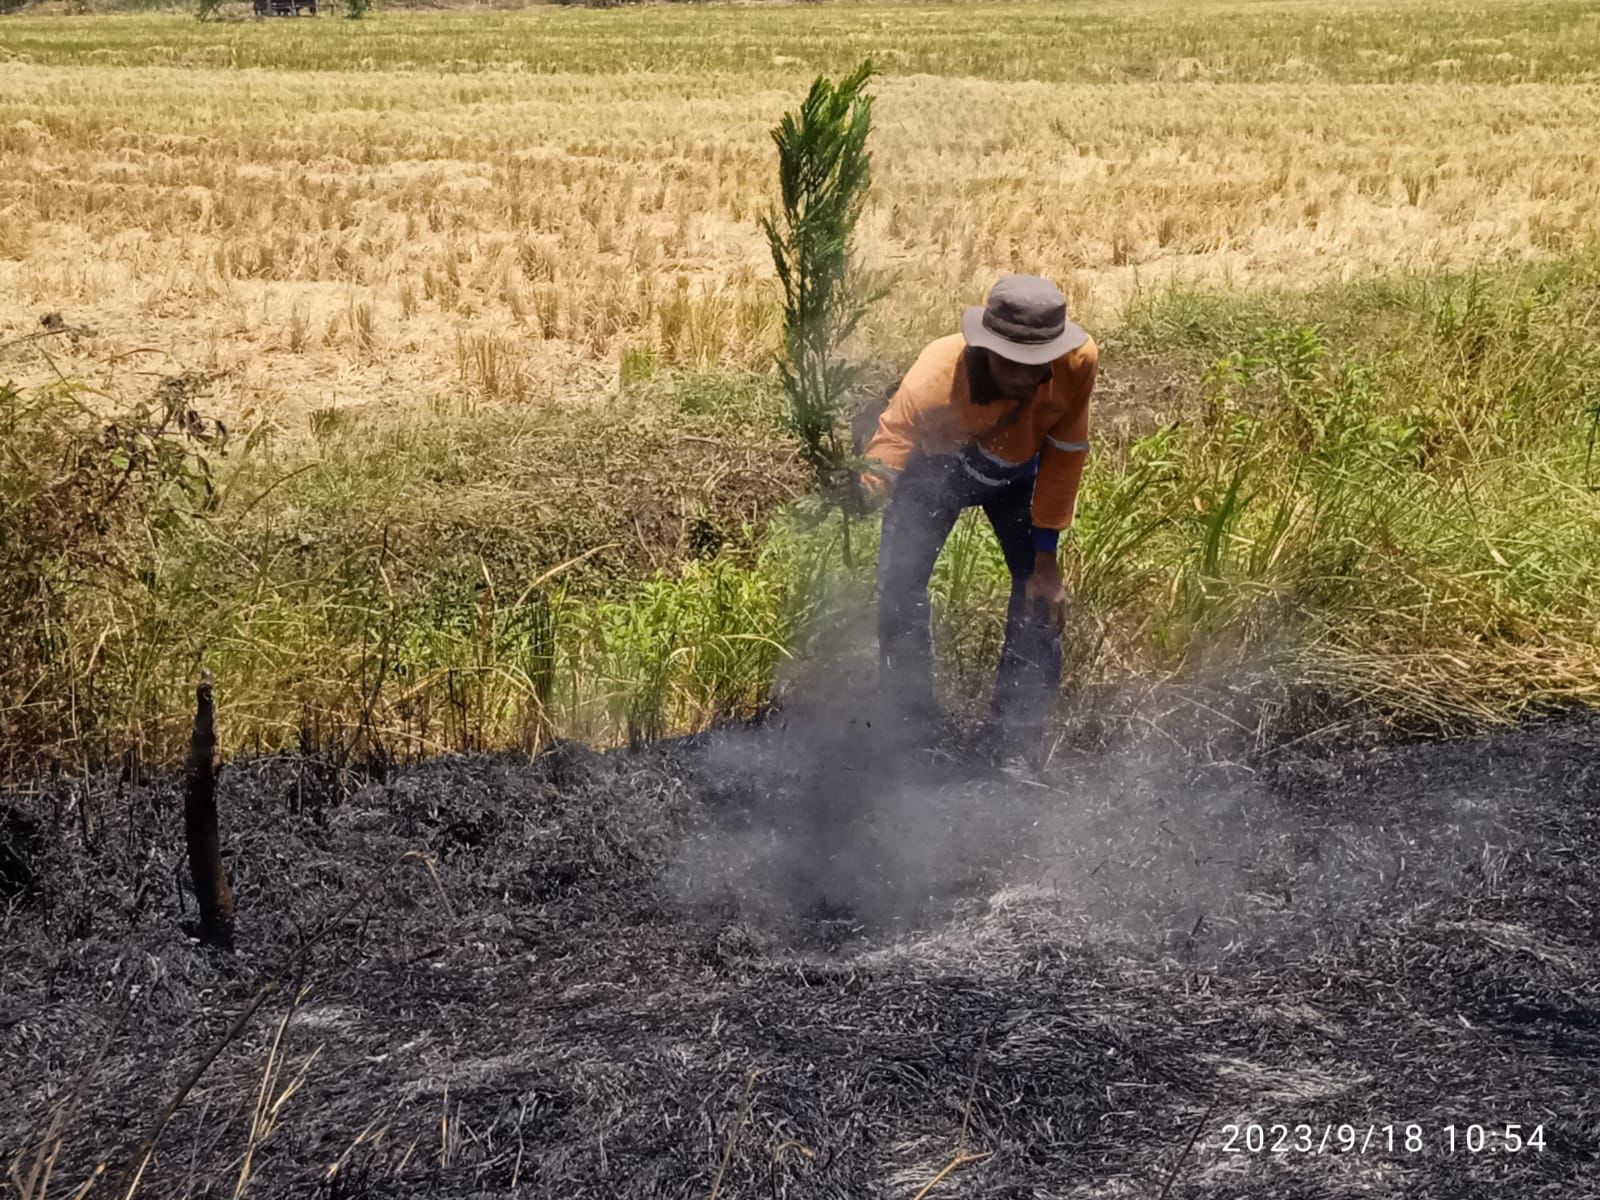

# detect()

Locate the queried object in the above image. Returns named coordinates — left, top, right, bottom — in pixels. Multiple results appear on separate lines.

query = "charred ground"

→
left=2, top=695, right=1598, bottom=1198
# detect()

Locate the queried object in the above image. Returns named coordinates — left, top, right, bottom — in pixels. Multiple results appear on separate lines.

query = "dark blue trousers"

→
left=876, top=453, right=1063, bottom=739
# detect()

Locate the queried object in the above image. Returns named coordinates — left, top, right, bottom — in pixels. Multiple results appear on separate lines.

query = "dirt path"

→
left=3, top=702, right=1597, bottom=1197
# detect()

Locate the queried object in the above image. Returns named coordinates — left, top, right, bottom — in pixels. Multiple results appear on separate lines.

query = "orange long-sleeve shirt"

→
left=864, top=333, right=1096, bottom=532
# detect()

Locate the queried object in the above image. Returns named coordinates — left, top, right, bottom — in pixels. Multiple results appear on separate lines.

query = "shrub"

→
left=0, top=378, right=219, bottom=775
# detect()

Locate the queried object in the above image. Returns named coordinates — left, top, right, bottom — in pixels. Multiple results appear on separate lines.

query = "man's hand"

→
left=822, top=467, right=885, bottom=516
left=1024, top=551, right=1068, bottom=632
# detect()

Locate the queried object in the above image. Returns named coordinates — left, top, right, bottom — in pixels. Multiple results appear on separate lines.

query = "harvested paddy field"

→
left=4, top=690, right=1598, bottom=1196
left=5, top=2, right=1600, bottom=432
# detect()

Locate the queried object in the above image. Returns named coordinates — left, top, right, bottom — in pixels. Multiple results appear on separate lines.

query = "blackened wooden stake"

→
left=185, top=668, right=234, bottom=949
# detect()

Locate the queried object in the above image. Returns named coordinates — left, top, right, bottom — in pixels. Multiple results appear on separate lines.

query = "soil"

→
left=2, top=687, right=1597, bottom=1198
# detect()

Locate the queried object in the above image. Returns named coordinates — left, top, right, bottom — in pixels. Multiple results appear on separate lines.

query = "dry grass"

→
left=3, top=32, right=1599, bottom=433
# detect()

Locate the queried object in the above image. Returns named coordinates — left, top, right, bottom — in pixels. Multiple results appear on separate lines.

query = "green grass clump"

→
left=0, top=376, right=810, bottom=773
left=1071, top=262, right=1600, bottom=728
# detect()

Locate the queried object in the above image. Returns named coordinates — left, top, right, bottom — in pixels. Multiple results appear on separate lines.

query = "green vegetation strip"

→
left=5, top=256, right=1600, bottom=773
left=4, top=0, right=1600, bottom=83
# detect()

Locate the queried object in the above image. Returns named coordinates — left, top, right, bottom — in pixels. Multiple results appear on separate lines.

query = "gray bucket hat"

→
left=961, top=274, right=1088, bottom=365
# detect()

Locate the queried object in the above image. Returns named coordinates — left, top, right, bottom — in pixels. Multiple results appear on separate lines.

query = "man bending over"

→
left=861, top=274, right=1096, bottom=752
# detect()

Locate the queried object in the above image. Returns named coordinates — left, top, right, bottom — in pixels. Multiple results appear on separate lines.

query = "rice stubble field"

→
left=2, top=3, right=1599, bottom=432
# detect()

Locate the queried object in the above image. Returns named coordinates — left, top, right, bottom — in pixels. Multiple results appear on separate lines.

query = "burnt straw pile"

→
left=2, top=694, right=1598, bottom=1198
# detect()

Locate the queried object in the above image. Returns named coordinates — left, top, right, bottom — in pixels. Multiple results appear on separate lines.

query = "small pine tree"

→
left=762, top=62, right=882, bottom=562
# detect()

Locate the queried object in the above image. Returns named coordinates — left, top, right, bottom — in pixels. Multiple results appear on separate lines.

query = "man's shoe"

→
left=976, top=716, right=1046, bottom=777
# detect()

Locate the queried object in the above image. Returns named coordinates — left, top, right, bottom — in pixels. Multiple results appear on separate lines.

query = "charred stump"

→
left=184, top=669, right=234, bottom=949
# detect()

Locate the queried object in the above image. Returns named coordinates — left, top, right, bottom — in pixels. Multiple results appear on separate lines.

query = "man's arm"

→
left=1022, top=339, right=1096, bottom=628
left=1028, top=338, right=1097, bottom=543
left=859, top=354, right=937, bottom=501
left=859, top=391, right=915, bottom=500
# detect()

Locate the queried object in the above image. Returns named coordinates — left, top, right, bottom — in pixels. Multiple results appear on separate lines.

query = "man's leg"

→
left=981, top=476, right=1063, bottom=748
left=877, top=456, right=963, bottom=725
